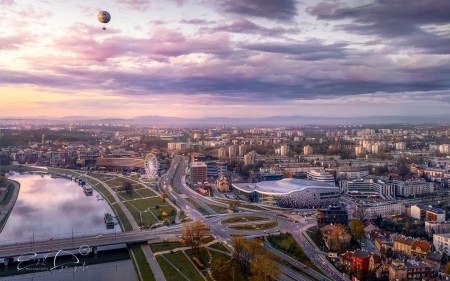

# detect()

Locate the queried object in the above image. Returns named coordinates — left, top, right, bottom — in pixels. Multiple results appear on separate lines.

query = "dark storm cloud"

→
left=3, top=51, right=450, bottom=104
left=215, top=0, right=299, bottom=21
left=242, top=41, right=349, bottom=60
left=307, top=0, right=450, bottom=54
left=202, top=19, right=300, bottom=37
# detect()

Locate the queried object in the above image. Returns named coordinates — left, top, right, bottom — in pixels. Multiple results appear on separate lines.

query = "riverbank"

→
left=0, top=180, right=20, bottom=233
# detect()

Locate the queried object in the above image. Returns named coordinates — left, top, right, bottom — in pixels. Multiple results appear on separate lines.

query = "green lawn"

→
left=135, top=188, right=157, bottom=197
left=116, top=190, right=144, bottom=200
left=150, top=242, right=183, bottom=253
left=185, top=198, right=210, bottom=215
left=201, top=236, right=215, bottom=244
left=126, top=199, right=176, bottom=225
left=163, top=252, right=204, bottom=281
left=267, top=233, right=325, bottom=276
left=106, top=177, right=134, bottom=187
left=0, top=183, right=15, bottom=205
left=208, top=242, right=229, bottom=253
left=229, top=221, right=278, bottom=230
left=87, top=173, right=114, bottom=181
left=83, top=176, right=133, bottom=231
left=141, top=178, right=157, bottom=183
left=222, top=216, right=266, bottom=224
left=156, top=256, right=188, bottom=281
left=0, top=165, right=46, bottom=173
left=206, top=204, right=229, bottom=213
left=131, top=246, right=156, bottom=281
left=0, top=210, right=12, bottom=232
left=185, top=248, right=211, bottom=267
left=47, top=167, right=81, bottom=176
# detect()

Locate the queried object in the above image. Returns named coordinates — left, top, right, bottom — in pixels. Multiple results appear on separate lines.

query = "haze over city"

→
left=2, top=0, right=450, bottom=118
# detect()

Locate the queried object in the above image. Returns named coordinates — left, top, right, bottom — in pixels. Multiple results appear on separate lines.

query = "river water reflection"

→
left=0, top=260, right=138, bottom=281
left=1, top=173, right=118, bottom=243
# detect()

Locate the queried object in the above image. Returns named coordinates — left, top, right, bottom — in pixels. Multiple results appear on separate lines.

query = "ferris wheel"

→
left=144, top=153, right=158, bottom=179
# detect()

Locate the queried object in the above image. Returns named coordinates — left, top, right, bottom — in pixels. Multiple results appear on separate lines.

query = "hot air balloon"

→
left=97, top=11, right=111, bottom=30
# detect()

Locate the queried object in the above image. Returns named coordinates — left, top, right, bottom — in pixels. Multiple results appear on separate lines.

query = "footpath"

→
left=85, top=175, right=167, bottom=281
left=0, top=181, right=20, bottom=233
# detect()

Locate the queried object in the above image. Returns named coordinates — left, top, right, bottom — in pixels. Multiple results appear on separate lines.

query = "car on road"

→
left=303, top=265, right=308, bottom=269
left=96, top=235, right=103, bottom=238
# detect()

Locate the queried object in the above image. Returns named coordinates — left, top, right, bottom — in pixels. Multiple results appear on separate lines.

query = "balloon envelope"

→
left=97, top=11, right=111, bottom=24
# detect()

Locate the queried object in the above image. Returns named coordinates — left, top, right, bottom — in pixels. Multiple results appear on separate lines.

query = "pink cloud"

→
left=17, top=5, right=53, bottom=19
left=48, top=26, right=231, bottom=62
left=0, top=0, right=15, bottom=6
left=0, top=32, right=36, bottom=50
left=116, top=0, right=151, bottom=12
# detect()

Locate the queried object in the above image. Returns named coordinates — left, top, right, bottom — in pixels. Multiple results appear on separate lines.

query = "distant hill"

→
left=1, top=114, right=449, bottom=127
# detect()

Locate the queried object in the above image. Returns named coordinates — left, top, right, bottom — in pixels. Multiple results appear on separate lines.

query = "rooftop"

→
left=191, top=162, right=207, bottom=167
left=233, top=178, right=337, bottom=195
left=414, top=204, right=445, bottom=214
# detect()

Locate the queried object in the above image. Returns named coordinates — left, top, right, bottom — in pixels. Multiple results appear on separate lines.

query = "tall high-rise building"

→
left=228, top=146, right=236, bottom=157
left=303, top=145, right=313, bottom=155
left=396, top=142, right=407, bottom=151
left=217, top=147, right=226, bottom=158
left=190, top=162, right=208, bottom=183
left=238, top=144, right=246, bottom=157
left=355, top=146, right=366, bottom=155
left=244, top=151, right=257, bottom=165
left=41, top=134, right=45, bottom=145
left=280, top=144, right=289, bottom=156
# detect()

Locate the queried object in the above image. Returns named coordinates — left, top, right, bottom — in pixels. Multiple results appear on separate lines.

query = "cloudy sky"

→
left=1, top=0, right=450, bottom=118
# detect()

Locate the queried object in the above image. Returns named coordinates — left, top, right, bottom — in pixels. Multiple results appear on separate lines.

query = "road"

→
left=0, top=225, right=185, bottom=258
left=287, top=221, right=349, bottom=281
left=163, top=156, right=349, bottom=281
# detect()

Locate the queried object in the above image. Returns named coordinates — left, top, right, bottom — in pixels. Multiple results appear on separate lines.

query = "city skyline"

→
left=1, top=0, right=450, bottom=118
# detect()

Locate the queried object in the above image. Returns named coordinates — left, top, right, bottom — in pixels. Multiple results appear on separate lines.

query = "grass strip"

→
left=156, top=256, right=188, bottom=281
left=164, top=252, right=204, bottom=281
left=0, top=183, right=14, bottom=205
left=130, top=245, right=156, bottom=281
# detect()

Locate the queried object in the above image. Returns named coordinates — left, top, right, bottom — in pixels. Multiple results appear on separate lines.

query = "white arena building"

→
left=232, top=178, right=339, bottom=208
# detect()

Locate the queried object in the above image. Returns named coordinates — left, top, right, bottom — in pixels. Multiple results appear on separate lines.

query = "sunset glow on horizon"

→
left=2, top=0, right=450, bottom=118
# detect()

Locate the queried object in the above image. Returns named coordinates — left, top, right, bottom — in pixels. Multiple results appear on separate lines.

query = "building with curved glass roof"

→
left=232, top=178, right=339, bottom=208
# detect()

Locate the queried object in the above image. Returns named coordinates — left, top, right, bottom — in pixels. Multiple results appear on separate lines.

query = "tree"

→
left=211, top=258, right=233, bottom=281
left=386, top=248, right=394, bottom=258
left=229, top=200, right=241, bottom=211
left=373, top=215, right=383, bottom=227
left=161, top=192, right=168, bottom=202
left=354, top=225, right=365, bottom=246
left=350, top=219, right=364, bottom=234
left=325, top=224, right=351, bottom=252
left=231, top=236, right=280, bottom=277
left=123, top=181, right=133, bottom=196
left=404, top=222, right=410, bottom=230
left=181, top=221, right=209, bottom=255
left=249, top=253, right=280, bottom=281
left=0, top=175, right=8, bottom=186
left=354, top=205, right=368, bottom=221
left=445, top=261, right=450, bottom=274
left=398, top=164, right=410, bottom=177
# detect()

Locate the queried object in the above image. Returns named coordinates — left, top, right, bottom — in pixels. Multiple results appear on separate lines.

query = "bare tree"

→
left=229, top=200, right=241, bottom=211
left=181, top=221, right=209, bottom=255
left=354, top=205, right=368, bottom=221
